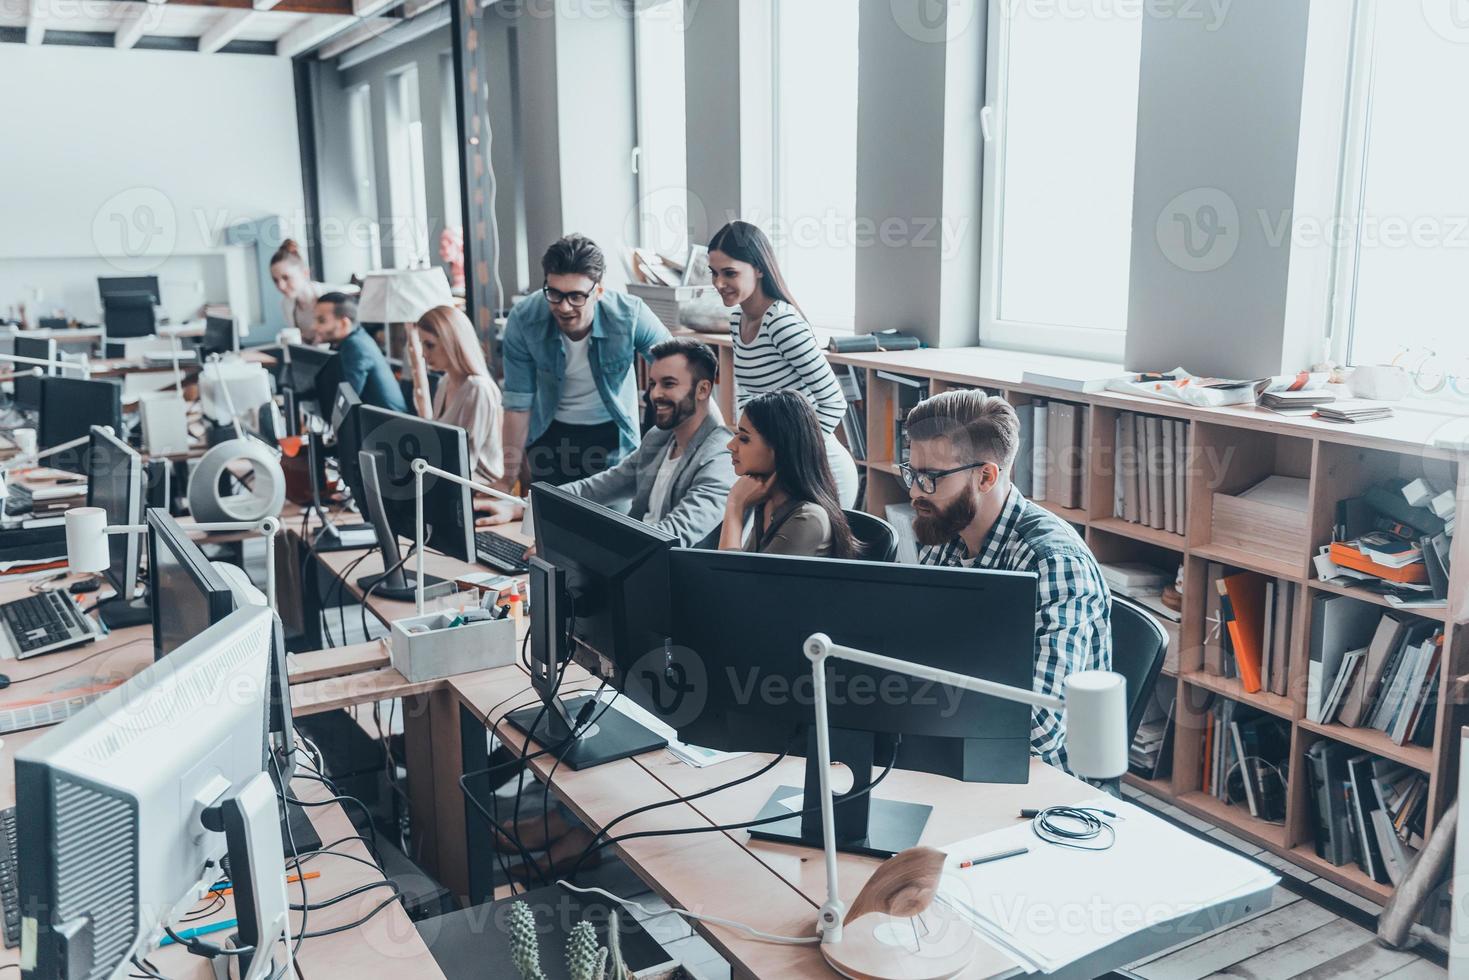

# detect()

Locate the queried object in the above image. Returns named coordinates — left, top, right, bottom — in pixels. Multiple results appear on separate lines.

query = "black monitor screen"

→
left=39, top=377, right=123, bottom=473
left=145, top=508, right=235, bottom=661
left=347, top=405, right=474, bottom=562
left=203, top=316, right=236, bottom=355
left=86, top=427, right=142, bottom=597
left=285, top=345, right=340, bottom=408
left=102, top=293, right=155, bottom=339
left=98, top=275, right=160, bottom=304
left=12, top=336, right=54, bottom=412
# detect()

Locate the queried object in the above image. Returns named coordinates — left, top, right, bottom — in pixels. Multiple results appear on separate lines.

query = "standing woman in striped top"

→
left=707, top=221, right=860, bottom=508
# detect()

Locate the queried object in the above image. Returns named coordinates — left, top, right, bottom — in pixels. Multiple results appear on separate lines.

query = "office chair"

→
left=844, top=509, right=899, bottom=563
left=1109, top=593, right=1170, bottom=745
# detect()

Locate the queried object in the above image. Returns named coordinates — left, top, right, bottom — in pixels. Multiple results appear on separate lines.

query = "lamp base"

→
left=310, top=522, right=374, bottom=553
left=97, top=594, right=152, bottom=630
left=821, top=902, right=982, bottom=980
left=748, top=785, right=931, bottom=859
left=506, top=694, right=667, bottom=770
left=355, top=570, right=453, bottom=602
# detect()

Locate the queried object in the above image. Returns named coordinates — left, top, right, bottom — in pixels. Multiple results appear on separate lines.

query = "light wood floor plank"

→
left=1378, top=958, right=1450, bottom=979
left=1291, top=937, right=1436, bottom=980
left=1131, top=901, right=1338, bottom=980
left=1208, top=917, right=1375, bottom=978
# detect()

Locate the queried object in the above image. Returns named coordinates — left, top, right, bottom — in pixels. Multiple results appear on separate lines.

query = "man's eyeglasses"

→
left=543, top=282, right=598, bottom=309
left=898, top=461, right=994, bottom=494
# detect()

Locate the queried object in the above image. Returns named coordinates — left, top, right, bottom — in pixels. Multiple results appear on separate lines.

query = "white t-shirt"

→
left=644, top=442, right=681, bottom=524
left=555, top=331, right=611, bottom=425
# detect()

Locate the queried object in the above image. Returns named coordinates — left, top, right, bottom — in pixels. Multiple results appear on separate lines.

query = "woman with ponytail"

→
left=269, top=239, right=328, bottom=341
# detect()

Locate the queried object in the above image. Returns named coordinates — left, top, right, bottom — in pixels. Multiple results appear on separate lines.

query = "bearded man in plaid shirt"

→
left=900, top=390, right=1112, bottom=773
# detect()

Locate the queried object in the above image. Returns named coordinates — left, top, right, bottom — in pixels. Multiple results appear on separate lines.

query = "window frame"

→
left=977, top=0, right=1131, bottom=363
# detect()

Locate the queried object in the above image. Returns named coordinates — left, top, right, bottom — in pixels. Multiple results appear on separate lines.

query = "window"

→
left=770, top=0, right=859, bottom=330
left=633, top=0, right=689, bottom=259
left=439, top=54, right=463, bottom=238
left=346, top=83, right=382, bottom=269
left=1331, top=0, right=1469, bottom=393
left=979, top=0, right=1142, bottom=360
left=385, top=66, right=431, bottom=269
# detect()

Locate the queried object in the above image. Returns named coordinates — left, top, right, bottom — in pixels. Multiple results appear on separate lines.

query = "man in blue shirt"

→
left=313, top=292, right=407, bottom=414
left=498, top=234, right=670, bottom=488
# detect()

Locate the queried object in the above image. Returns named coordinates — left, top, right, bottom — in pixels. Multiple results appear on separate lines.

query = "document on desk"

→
left=936, top=796, right=1278, bottom=975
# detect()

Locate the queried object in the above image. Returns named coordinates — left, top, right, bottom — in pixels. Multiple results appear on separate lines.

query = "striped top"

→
left=730, top=301, right=846, bottom=434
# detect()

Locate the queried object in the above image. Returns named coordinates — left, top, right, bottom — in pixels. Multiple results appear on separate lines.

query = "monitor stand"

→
left=354, top=449, right=451, bottom=602
left=96, top=591, right=151, bottom=629
left=303, top=426, right=363, bottom=553
left=747, top=727, right=931, bottom=859
left=506, top=693, right=667, bottom=771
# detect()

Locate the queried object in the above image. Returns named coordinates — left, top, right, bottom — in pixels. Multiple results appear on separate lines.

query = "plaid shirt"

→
left=919, top=485, right=1112, bottom=773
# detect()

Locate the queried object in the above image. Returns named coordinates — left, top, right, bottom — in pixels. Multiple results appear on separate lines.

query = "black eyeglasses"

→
left=543, top=282, right=599, bottom=309
left=898, top=461, right=994, bottom=494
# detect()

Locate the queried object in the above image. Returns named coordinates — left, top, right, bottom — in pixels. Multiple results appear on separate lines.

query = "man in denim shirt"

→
left=499, top=235, right=671, bottom=488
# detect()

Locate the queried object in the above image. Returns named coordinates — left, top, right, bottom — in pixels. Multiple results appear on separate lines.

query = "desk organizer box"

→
left=389, top=610, right=517, bottom=682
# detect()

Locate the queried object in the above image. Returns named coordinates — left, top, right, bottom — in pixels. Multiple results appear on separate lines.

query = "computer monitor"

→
left=15, top=605, right=290, bottom=980
left=284, top=344, right=341, bottom=413
left=98, top=274, right=161, bottom=305
left=341, top=404, right=475, bottom=572
left=506, top=483, right=674, bottom=769
left=147, top=507, right=236, bottom=662
left=12, top=335, right=55, bottom=411
left=39, top=376, right=124, bottom=473
left=86, top=426, right=146, bottom=628
left=102, top=291, right=157, bottom=339
left=202, top=314, right=238, bottom=355
left=665, top=548, right=1037, bottom=856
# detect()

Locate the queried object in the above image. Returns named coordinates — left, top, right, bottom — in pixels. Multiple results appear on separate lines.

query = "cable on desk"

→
left=538, top=680, right=608, bottom=865
left=564, top=729, right=802, bottom=882
left=1024, top=805, right=1117, bottom=851
left=4, top=636, right=151, bottom=687
left=573, top=740, right=901, bottom=865
left=281, top=784, right=381, bottom=862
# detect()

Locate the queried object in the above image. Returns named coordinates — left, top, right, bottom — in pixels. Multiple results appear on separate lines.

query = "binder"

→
left=1221, top=572, right=1267, bottom=693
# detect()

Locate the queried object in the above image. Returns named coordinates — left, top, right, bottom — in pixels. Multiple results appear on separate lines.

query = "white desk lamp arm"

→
left=410, top=458, right=524, bottom=615
left=0, top=352, right=90, bottom=377
left=1, top=427, right=107, bottom=477
left=801, top=632, right=1072, bottom=946
left=205, top=354, right=247, bottom=442
left=86, top=516, right=280, bottom=608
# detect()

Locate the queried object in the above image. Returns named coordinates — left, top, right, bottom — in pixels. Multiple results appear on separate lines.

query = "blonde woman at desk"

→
left=407, top=305, right=506, bottom=485
left=269, top=239, right=327, bottom=342
left=719, top=389, right=855, bottom=558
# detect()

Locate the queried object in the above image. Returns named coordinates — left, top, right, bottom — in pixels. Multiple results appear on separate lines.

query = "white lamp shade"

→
left=65, top=506, right=110, bottom=574
left=357, top=268, right=454, bottom=323
left=1062, top=670, right=1129, bottom=780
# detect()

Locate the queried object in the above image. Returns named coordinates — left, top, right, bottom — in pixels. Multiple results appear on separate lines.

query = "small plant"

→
left=606, top=910, right=628, bottom=980
left=507, top=901, right=545, bottom=980
left=566, top=919, right=609, bottom=980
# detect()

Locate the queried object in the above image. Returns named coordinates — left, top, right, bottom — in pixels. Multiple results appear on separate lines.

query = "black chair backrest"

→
left=844, top=509, right=899, bottom=563
left=1110, top=593, right=1170, bottom=744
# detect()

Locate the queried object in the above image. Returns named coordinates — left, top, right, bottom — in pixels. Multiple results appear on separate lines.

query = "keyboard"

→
left=1, top=807, right=17, bottom=948
left=2, top=485, right=32, bottom=517
left=476, top=530, right=529, bottom=574
left=0, top=591, right=98, bottom=660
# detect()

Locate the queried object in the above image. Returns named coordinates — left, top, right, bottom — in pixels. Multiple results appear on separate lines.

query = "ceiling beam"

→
left=315, top=15, right=393, bottom=59
left=254, top=0, right=283, bottom=8
left=198, top=7, right=253, bottom=52
left=114, top=3, right=153, bottom=48
left=167, top=0, right=357, bottom=15
left=25, top=0, right=45, bottom=45
left=275, top=13, right=353, bottom=57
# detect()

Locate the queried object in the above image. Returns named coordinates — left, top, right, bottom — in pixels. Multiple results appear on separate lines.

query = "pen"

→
left=210, top=871, right=319, bottom=895
left=958, top=845, right=1028, bottom=869
left=161, top=918, right=237, bottom=945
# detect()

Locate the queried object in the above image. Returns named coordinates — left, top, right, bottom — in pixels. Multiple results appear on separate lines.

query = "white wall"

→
left=0, top=45, right=304, bottom=326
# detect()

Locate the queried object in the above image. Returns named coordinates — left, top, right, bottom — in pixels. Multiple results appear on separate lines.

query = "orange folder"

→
left=1221, top=572, right=1267, bottom=693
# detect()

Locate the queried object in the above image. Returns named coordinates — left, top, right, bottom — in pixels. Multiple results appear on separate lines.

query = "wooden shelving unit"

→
left=687, top=333, right=1467, bottom=904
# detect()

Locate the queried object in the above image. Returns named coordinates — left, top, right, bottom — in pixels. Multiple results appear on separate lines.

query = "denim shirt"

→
left=501, top=290, right=671, bottom=462
left=337, top=326, right=407, bottom=414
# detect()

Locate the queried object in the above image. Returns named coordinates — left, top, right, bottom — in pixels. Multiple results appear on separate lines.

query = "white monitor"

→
left=15, top=606, right=290, bottom=980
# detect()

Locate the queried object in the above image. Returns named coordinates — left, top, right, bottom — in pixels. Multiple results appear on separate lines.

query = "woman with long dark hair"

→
left=719, top=389, right=855, bottom=558
left=707, top=220, right=860, bottom=507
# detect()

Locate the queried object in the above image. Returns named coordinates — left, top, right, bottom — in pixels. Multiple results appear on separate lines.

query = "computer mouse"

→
left=0, top=675, right=10, bottom=690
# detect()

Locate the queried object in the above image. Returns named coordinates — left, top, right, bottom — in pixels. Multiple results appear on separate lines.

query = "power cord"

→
left=1022, top=805, right=1117, bottom=851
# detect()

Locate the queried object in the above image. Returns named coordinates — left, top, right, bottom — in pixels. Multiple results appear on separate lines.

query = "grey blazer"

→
left=560, top=413, right=735, bottom=547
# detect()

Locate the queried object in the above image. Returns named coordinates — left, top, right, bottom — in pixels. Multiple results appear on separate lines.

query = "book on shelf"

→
left=1203, top=561, right=1227, bottom=676
left=836, top=365, right=867, bottom=463
left=1110, top=411, right=1188, bottom=536
left=1220, top=572, right=1267, bottom=693
left=1200, top=700, right=1287, bottom=820
left=881, top=372, right=925, bottom=464
left=1013, top=399, right=1036, bottom=498
left=1045, top=401, right=1083, bottom=510
left=1031, top=401, right=1049, bottom=501
left=1268, top=582, right=1294, bottom=696
left=1129, top=693, right=1175, bottom=781
left=1307, top=592, right=1385, bottom=724
left=1305, top=740, right=1357, bottom=866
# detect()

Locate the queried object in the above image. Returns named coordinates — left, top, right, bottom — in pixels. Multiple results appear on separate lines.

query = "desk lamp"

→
left=357, top=268, right=454, bottom=362
left=0, top=350, right=91, bottom=378
left=63, top=506, right=282, bottom=608
left=409, top=457, right=524, bottom=615
left=801, top=633, right=1127, bottom=980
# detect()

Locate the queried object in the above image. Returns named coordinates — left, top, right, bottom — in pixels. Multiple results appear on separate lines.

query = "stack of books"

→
left=1017, top=400, right=1084, bottom=512
left=1199, top=700, right=1288, bottom=821
left=1315, top=399, right=1394, bottom=424
left=1305, top=744, right=1426, bottom=884
left=1202, top=565, right=1295, bottom=697
left=1111, top=411, right=1188, bottom=535
left=1129, top=695, right=1175, bottom=780
left=1308, top=600, right=1441, bottom=746
left=1258, top=389, right=1335, bottom=415
left=1324, top=479, right=1454, bottom=608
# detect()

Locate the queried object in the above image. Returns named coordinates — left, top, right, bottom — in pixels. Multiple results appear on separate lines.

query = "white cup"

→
left=1349, top=364, right=1410, bottom=401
